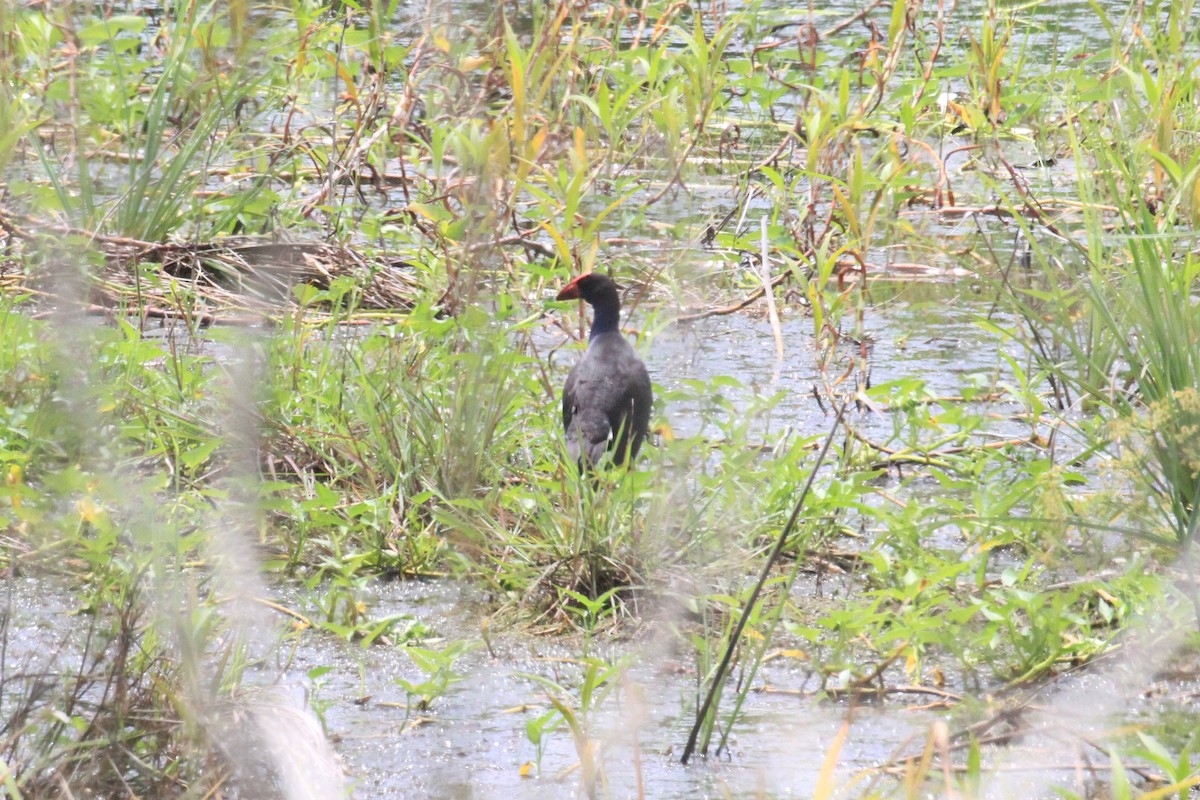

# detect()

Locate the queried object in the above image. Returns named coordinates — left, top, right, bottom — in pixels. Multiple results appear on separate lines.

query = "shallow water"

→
left=6, top=560, right=1196, bottom=799
left=648, top=279, right=1021, bottom=440
left=242, top=579, right=937, bottom=800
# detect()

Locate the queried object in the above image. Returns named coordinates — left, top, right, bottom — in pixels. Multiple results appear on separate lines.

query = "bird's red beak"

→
left=556, top=273, right=591, bottom=302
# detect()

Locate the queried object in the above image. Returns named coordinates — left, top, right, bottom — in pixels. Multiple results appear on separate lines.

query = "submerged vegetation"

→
left=0, top=0, right=1198, bottom=796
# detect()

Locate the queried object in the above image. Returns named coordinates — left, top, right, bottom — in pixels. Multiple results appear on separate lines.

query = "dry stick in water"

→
left=680, top=402, right=848, bottom=764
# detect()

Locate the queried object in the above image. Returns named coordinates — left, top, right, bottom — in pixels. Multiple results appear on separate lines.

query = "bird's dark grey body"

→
left=557, top=273, right=652, bottom=469
left=562, top=329, right=652, bottom=466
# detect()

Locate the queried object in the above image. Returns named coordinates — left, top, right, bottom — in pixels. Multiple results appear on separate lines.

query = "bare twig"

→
left=681, top=402, right=847, bottom=764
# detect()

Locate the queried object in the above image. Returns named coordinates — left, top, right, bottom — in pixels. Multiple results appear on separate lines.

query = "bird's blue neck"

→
left=588, top=303, right=621, bottom=339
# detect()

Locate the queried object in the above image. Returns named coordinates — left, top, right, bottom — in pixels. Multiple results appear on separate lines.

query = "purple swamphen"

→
left=557, top=273, right=652, bottom=469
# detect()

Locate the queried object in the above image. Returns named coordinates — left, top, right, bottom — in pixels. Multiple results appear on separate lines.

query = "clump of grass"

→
left=986, top=98, right=1200, bottom=544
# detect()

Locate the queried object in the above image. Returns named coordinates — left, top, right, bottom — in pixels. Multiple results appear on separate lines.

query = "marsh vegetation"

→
left=0, top=0, right=1198, bottom=797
